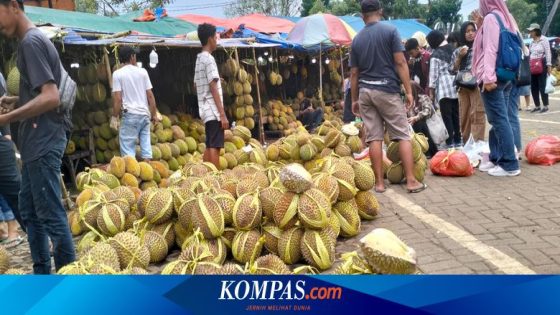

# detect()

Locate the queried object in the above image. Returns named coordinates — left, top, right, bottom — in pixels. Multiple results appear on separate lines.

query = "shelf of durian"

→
left=220, top=57, right=258, bottom=131
left=321, top=58, right=343, bottom=102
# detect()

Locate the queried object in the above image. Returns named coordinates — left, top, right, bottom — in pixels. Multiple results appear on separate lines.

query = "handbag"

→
left=516, top=54, right=531, bottom=86
left=455, top=70, right=477, bottom=89
left=530, top=58, right=544, bottom=75
left=426, top=110, right=449, bottom=145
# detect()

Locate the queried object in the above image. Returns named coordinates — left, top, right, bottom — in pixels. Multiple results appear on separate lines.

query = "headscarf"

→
left=479, top=0, right=519, bottom=32
left=460, top=22, right=476, bottom=47
left=412, top=31, right=428, bottom=48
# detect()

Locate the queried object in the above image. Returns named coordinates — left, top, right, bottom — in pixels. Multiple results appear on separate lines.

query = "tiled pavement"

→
left=7, top=92, right=560, bottom=275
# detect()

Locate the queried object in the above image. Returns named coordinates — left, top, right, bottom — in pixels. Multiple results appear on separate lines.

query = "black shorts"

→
left=205, top=120, right=224, bottom=149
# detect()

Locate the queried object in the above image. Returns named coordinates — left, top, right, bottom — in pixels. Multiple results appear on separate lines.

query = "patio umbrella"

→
left=287, top=13, right=356, bottom=47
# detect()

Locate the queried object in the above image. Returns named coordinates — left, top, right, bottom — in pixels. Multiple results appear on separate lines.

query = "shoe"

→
left=531, top=107, right=541, bottom=113
left=479, top=160, right=495, bottom=172
left=540, top=107, right=549, bottom=113
left=488, top=165, right=521, bottom=177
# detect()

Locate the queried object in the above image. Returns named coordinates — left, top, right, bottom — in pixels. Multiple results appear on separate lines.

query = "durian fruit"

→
left=221, top=263, right=245, bottom=275
left=360, top=228, right=417, bottom=274
left=3, top=268, right=26, bottom=275
left=181, top=235, right=227, bottom=265
left=108, top=232, right=151, bottom=270
left=81, top=242, right=121, bottom=274
left=232, top=192, right=262, bottom=231
left=143, top=231, right=169, bottom=263
left=352, top=161, right=375, bottom=191
left=142, top=188, right=174, bottom=225
left=7, top=67, right=20, bottom=96
left=332, top=251, right=373, bottom=275
left=386, top=142, right=400, bottom=163
left=387, top=162, right=404, bottom=185
left=111, top=186, right=136, bottom=209
left=121, top=173, right=139, bottom=188
left=279, top=163, right=313, bottom=193
left=273, top=192, right=300, bottom=230
left=262, top=223, right=282, bottom=255
left=96, top=203, right=126, bottom=237
left=236, top=178, right=259, bottom=198
left=79, top=199, right=103, bottom=230
left=251, top=254, right=292, bottom=275
left=190, top=195, right=225, bottom=239
left=232, top=229, right=263, bottom=264
left=298, top=188, right=331, bottom=230
left=355, top=191, right=379, bottom=220
left=300, top=229, right=335, bottom=270
left=277, top=226, right=304, bottom=265
left=333, top=199, right=361, bottom=238
left=259, top=187, right=283, bottom=219
left=214, top=191, right=236, bottom=226
left=149, top=221, right=176, bottom=249
left=0, top=246, right=9, bottom=274
left=313, top=173, right=339, bottom=205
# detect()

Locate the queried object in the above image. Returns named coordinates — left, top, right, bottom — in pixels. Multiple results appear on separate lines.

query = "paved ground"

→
left=6, top=90, right=560, bottom=275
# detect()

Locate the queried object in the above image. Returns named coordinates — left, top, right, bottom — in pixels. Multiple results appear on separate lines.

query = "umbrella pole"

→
left=339, top=46, right=344, bottom=94
left=319, top=43, right=323, bottom=107
left=252, top=47, right=265, bottom=144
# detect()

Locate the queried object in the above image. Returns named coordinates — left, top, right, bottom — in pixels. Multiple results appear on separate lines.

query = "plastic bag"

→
left=525, top=135, right=560, bottom=166
left=462, top=134, right=489, bottom=167
left=426, top=111, right=449, bottom=145
left=545, top=75, right=556, bottom=94
left=430, top=150, right=474, bottom=176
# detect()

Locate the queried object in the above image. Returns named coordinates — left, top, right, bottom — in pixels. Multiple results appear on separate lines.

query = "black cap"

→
left=118, top=46, right=140, bottom=63
left=361, top=0, right=381, bottom=13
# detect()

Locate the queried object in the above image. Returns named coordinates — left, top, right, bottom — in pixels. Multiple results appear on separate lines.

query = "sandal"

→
left=374, top=187, right=386, bottom=193
left=407, top=183, right=428, bottom=193
left=4, top=235, right=24, bottom=249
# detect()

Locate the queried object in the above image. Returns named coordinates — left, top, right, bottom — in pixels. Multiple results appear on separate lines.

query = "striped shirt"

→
left=194, top=51, right=222, bottom=123
left=429, top=55, right=457, bottom=102
left=529, top=37, right=552, bottom=66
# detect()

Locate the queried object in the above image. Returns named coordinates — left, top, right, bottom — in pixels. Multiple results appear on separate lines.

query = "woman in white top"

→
left=527, top=23, right=552, bottom=113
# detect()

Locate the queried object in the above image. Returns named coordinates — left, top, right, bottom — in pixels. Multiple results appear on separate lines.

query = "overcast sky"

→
left=165, top=0, right=478, bottom=19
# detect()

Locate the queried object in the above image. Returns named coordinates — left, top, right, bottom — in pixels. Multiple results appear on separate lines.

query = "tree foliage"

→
left=309, top=0, right=329, bottom=14
left=384, top=0, right=427, bottom=19
left=507, top=0, right=538, bottom=31
left=226, top=0, right=301, bottom=18
left=75, top=0, right=99, bottom=14
left=330, top=0, right=361, bottom=16
left=426, top=0, right=462, bottom=28
left=525, top=0, right=559, bottom=36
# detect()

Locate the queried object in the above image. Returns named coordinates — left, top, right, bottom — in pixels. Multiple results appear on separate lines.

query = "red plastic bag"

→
left=430, top=150, right=474, bottom=176
left=525, top=135, right=560, bottom=166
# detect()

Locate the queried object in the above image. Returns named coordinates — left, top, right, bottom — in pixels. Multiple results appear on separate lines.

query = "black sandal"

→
left=407, top=183, right=428, bottom=193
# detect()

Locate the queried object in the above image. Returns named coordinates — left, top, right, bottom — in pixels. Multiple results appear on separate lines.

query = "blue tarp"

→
left=233, top=26, right=305, bottom=51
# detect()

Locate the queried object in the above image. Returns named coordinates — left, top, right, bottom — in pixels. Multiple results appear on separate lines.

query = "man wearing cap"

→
left=527, top=23, right=552, bottom=113
left=350, top=0, right=426, bottom=193
left=0, top=0, right=76, bottom=273
left=111, top=46, right=159, bottom=160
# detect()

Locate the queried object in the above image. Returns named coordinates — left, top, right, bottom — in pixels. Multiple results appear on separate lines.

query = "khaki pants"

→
left=458, top=87, right=486, bottom=143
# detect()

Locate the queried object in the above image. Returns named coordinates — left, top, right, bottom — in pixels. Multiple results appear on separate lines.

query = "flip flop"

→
left=374, top=187, right=386, bottom=193
left=4, top=235, right=24, bottom=249
left=407, top=183, right=428, bottom=193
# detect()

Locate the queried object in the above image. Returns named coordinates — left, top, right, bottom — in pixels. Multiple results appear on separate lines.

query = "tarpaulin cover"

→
left=228, top=14, right=295, bottom=34
left=176, top=14, right=231, bottom=30
left=338, top=16, right=432, bottom=40
left=25, top=6, right=197, bottom=36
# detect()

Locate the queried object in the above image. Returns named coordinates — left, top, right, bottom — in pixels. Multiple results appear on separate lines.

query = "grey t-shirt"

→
left=349, top=22, right=404, bottom=94
left=17, top=28, right=65, bottom=162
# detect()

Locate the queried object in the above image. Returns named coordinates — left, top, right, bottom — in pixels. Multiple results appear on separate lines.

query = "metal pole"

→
left=252, top=48, right=265, bottom=144
left=543, top=0, right=560, bottom=36
left=319, top=43, right=323, bottom=106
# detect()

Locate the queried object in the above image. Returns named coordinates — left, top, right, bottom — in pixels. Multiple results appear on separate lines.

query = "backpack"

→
left=491, top=12, right=522, bottom=82
left=56, top=62, right=77, bottom=132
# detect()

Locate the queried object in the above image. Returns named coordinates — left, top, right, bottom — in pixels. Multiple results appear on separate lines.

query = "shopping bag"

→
left=425, top=111, right=449, bottom=145
left=545, top=75, right=556, bottom=94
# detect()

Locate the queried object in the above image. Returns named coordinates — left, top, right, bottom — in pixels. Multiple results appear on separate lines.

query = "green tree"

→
left=390, top=0, right=427, bottom=19
left=525, top=0, right=559, bottom=36
left=226, top=0, right=300, bottom=17
left=507, top=0, right=538, bottom=31
left=426, top=0, right=462, bottom=28
left=75, top=0, right=99, bottom=14
left=330, top=0, right=361, bottom=16
left=309, top=0, right=330, bottom=14
left=302, top=0, right=331, bottom=16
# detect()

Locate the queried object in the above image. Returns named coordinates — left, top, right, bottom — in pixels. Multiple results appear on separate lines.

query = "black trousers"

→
left=439, top=98, right=462, bottom=146
left=412, top=119, right=439, bottom=158
left=531, top=71, right=549, bottom=108
left=0, top=138, right=23, bottom=231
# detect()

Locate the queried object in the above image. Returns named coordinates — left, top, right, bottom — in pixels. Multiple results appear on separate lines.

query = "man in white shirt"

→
left=194, top=23, right=229, bottom=168
left=111, top=46, right=158, bottom=160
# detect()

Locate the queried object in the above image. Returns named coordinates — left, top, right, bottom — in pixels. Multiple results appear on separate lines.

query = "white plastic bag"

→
left=545, top=75, right=556, bottom=94
left=425, top=111, right=449, bottom=145
left=462, top=134, right=489, bottom=166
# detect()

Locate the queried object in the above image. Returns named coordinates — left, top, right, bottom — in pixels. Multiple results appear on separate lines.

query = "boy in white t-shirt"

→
left=111, top=46, right=159, bottom=160
left=194, top=23, right=229, bottom=168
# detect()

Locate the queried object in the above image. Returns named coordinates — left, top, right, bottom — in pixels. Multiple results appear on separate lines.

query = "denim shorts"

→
left=0, top=195, right=15, bottom=221
left=119, top=113, right=152, bottom=159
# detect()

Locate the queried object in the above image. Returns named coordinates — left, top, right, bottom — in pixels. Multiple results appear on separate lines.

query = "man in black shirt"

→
left=0, top=0, right=75, bottom=273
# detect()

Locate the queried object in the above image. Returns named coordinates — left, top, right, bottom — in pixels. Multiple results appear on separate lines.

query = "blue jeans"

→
left=0, top=137, right=21, bottom=229
left=0, top=195, right=15, bottom=221
left=120, top=113, right=152, bottom=159
left=480, top=81, right=520, bottom=171
left=509, top=85, right=522, bottom=151
left=19, top=146, right=76, bottom=274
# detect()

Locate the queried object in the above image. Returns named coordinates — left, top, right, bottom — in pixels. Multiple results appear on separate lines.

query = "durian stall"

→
left=0, top=10, right=430, bottom=276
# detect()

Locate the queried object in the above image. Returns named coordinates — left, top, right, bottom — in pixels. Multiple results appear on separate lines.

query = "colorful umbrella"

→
left=287, top=13, right=356, bottom=47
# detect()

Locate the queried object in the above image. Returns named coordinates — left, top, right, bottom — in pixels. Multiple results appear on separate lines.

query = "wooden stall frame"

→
left=252, top=47, right=265, bottom=144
